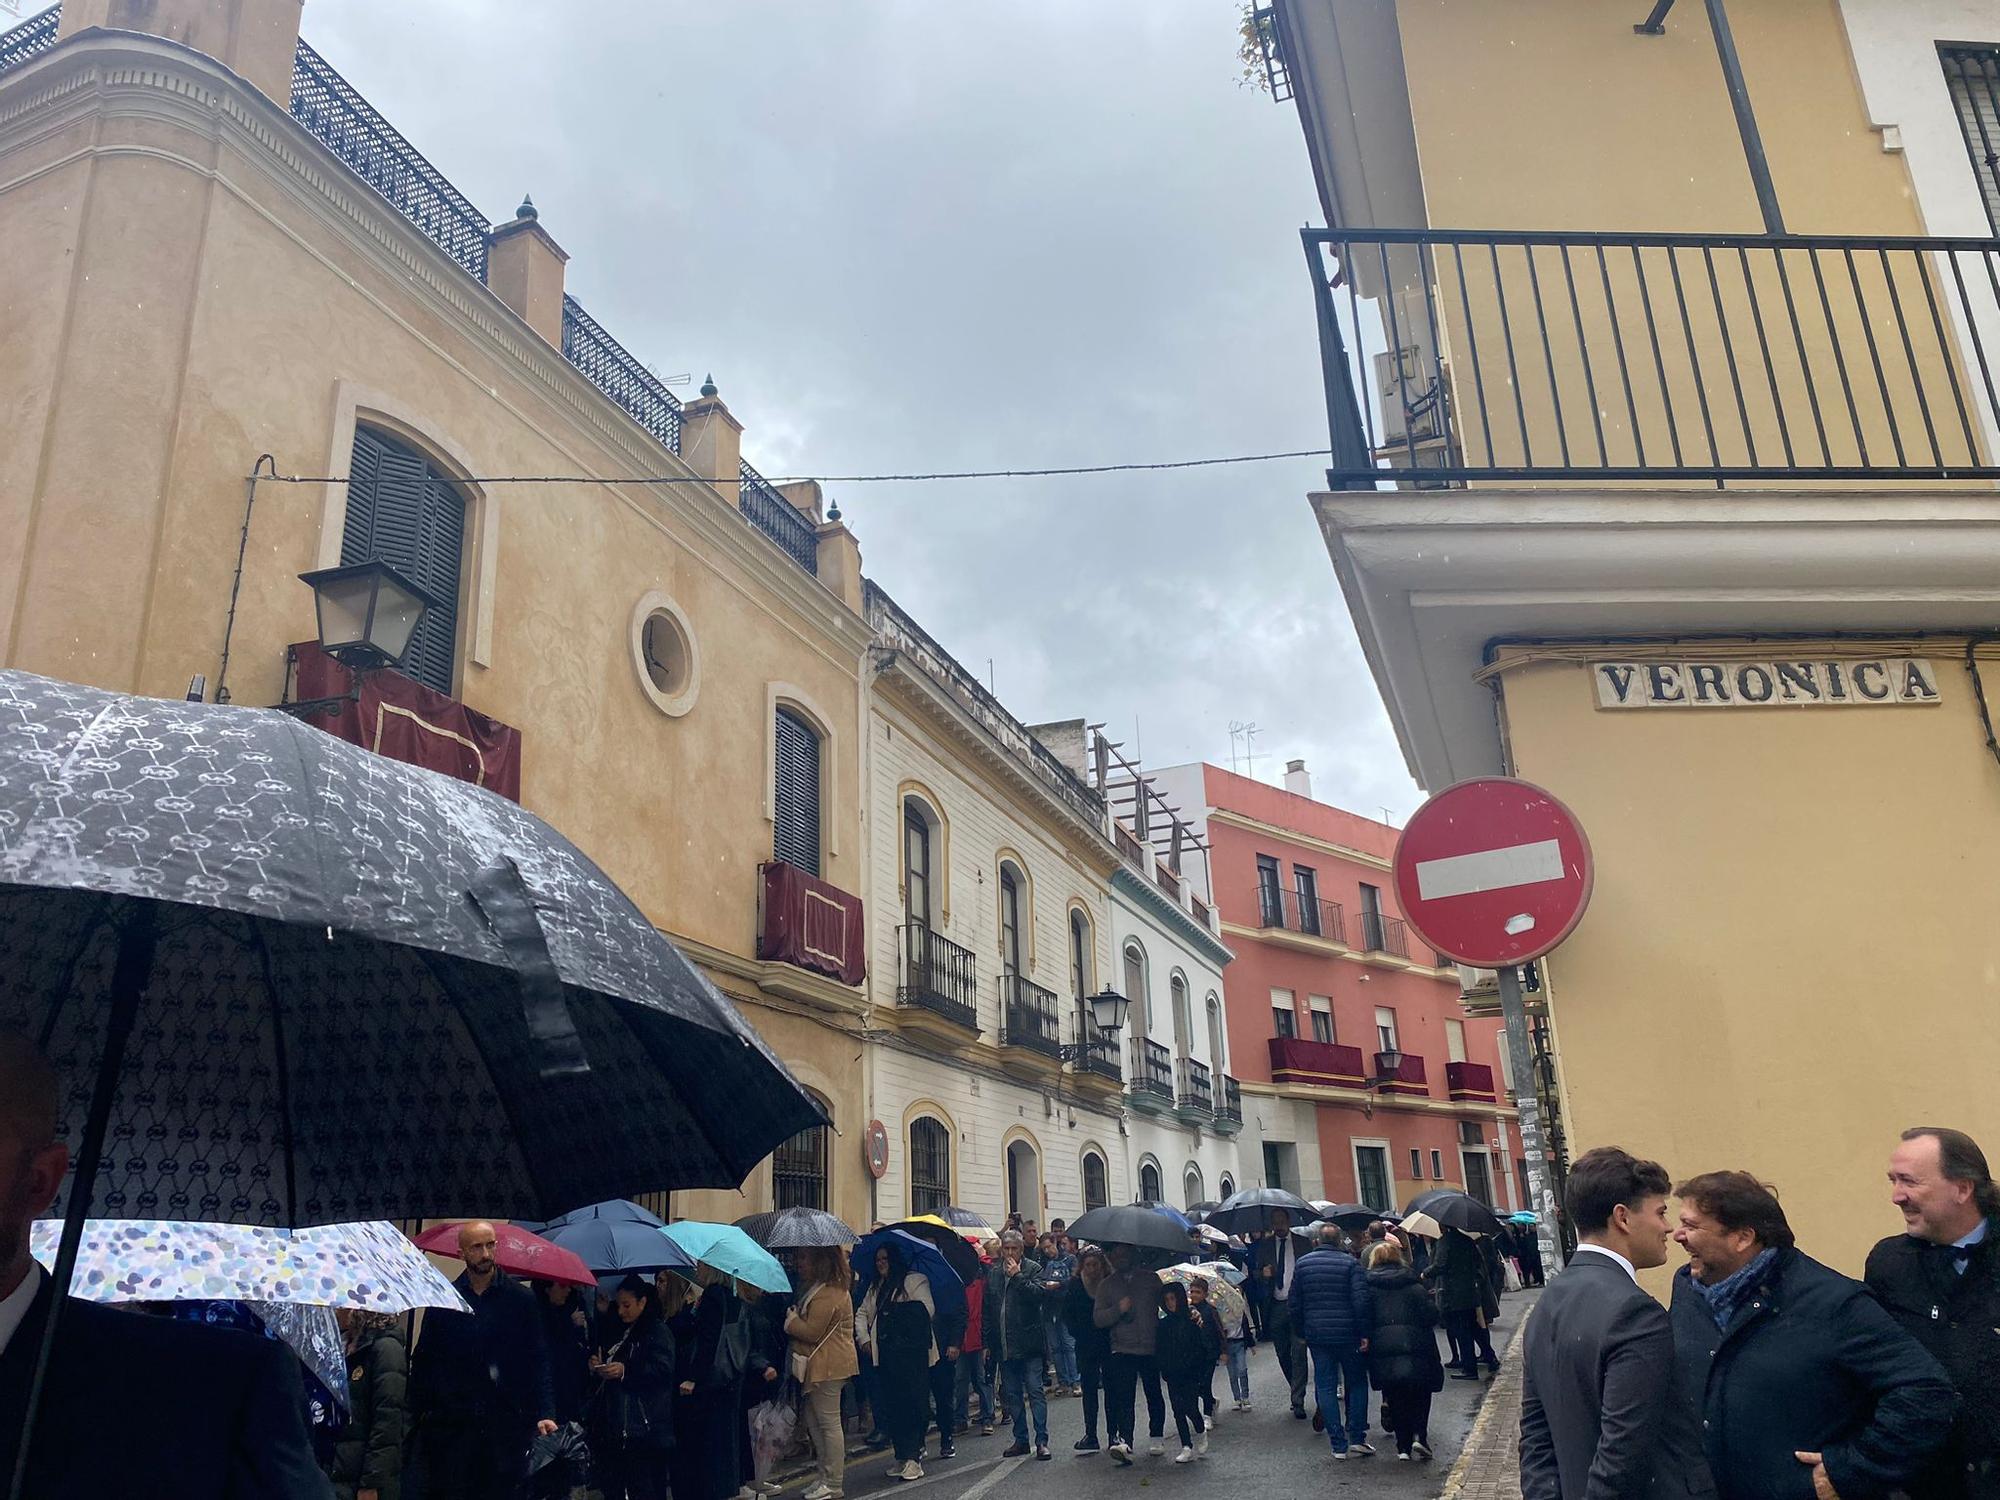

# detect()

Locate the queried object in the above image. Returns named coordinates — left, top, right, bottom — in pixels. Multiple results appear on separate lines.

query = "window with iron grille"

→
left=1410, top=1148, right=1424, bottom=1180
left=1355, top=1145, right=1391, bottom=1212
left=1218, top=1173, right=1235, bottom=1200
left=340, top=427, right=465, bottom=695
left=1942, top=45, right=2000, bottom=232
left=1139, top=1161, right=1162, bottom=1203
left=772, top=707, right=823, bottom=876
left=772, top=1115, right=829, bottom=1211
left=1082, top=1151, right=1108, bottom=1211
left=909, top=1117, right=950, bottom=1217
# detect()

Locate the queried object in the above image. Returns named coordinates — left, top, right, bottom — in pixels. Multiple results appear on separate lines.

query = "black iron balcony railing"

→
left=1218, top=1074, right=1244, bottom=1123
left=1358, top=910, right=1410, bottom=959
left=1000, top=973, right=1062, bottom=1060
left=738, top=461, right=819, bottom=576
left=0, top=7, right=57, bottom=73
left=1072, top=1005, right=1122, bottom=1082
left=1308, top=227, right=2000, bottom=487
left=1177, top=1057, right=1214, bottom=1114
left=1131, top=1037, right=1174, bottom=1100
left=1257, top=887, right=1347, bottom=944
left=898, top=923, right=978, bottom=1031
left=561, top=295, right=683, bottom=456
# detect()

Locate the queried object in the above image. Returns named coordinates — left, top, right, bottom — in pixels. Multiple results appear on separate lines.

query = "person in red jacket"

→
left=954, top=1245, right=995, bottom=1435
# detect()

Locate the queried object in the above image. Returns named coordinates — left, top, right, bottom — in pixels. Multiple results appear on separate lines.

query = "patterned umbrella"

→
left=29, top=1219, right=468, bottom=1312
left=939, top=1205, right=991, bottom=1230
left=1157, top=1261, right=1248, bottom=1331
left=734, top=1206, right=858, bottom=1250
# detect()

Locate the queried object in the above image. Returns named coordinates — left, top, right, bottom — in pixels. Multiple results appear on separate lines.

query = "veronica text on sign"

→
left=1593, top=658, right=1942, bottom=710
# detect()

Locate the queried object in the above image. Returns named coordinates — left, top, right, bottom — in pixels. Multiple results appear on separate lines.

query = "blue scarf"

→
left=1690, top=1247, right=1779, bottom=1329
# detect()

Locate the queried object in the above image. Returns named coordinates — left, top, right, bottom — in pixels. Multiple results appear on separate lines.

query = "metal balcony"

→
left=1217, top=1075, right=1244, bottom=1124
left=1257, top=887, right=1347, bottom=944
left=1130, top=1037, right=1174, bottom=1103
left=1359, top=911, right=1410, bottom=959
left=1308, top=227, right=2000, bottom=488
left=1176, top=1057, right=1214, bottom=1117
left=999, top=973, right=1062, bottom=1060
left=898, top=923, right=979, bottom=1032
left=1071, top=1004, right=1122, bottom=1083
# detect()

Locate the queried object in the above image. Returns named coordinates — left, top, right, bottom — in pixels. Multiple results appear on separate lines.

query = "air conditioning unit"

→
left=1371, top=346, right=1457, bottom=489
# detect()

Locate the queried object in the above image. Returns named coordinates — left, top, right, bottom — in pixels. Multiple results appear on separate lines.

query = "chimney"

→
left=1284, top=759, right=1312, bottom=799
left=486, top=196, right=569, bottom=347
left=60, top=0, right=303, bottom=106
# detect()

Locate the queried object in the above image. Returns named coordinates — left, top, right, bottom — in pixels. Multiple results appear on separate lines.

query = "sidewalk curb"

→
left=1437, top=1307, right=1534, bottom=1500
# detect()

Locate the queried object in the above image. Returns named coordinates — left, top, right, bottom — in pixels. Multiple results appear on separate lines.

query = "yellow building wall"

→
left=1496, top=645, right=2000, bottom=1285
left=0, top=36, right=871, bottom=1226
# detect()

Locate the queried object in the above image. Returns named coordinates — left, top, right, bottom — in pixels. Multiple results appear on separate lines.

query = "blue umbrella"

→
left=1138, top=1201, right=1195, bottom=1233
left=852, top=1227, right=969, bottom=1329
left=515, top=1199, right=665, bottom=1233
left=536, top=1215, right=695, bottom=1277
left=658, top=1221, right=790, bottom=1294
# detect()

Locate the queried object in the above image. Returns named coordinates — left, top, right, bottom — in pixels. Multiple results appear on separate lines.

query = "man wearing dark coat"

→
left=1520, top=1147, right=1715, bottom=1500
left=1669, top=1170, right=1955, bottom=1500
left=1865, top=1127, right=2000, bottom=1500
left=409, top=1221, right=557, bottom=1500
left=0, top=1032, right=328, bottom=1499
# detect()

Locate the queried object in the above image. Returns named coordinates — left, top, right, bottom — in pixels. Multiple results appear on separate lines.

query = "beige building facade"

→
left=0, top=2, right=875, bottom=1224
left=1268, top=0, right=2000, bottom=1280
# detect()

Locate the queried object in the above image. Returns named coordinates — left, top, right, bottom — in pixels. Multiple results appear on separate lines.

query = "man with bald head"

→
left=409, top=1217, right=556, bottom=1498
left=0, top=1032, right=326, bottom=1496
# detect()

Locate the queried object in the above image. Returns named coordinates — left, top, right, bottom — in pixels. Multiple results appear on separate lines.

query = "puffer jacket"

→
left=983, top=1258, right=1050, bottom=1361
left=1364, top=1263, right=1443, bottom=1393
left=330, top=1321, right=407, bottom=1500
left=1287, top=1245, right=1373, bottom=1350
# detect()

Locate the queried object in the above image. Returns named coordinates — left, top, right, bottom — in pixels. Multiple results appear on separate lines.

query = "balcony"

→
left=1130, top=1037, right=1175, bottom=1109
left=1217, top=1075, right=1244, bottom=1127
left=1446, top=1060, right=1498, bottom=1104
left=1257, top=887, right=1348, bottom=945
left=999, top=973, right=1063, bottom=1062
left=738, top=461, right=820, bottom=576
left=757, top=861, right=865, bottom=987
left=1071, top=1004, right=1122, bottom=1085
left=1176, top=1057, right=1214, bottom=1120
left=898, top=924, right=979, bottom=1033
left=1358, top=911, right=1410, bottom=960
left=1378, top=1053, right=1429, bottom=1098
left=1308, top=227, right=2000, bottom=489
left=1268, top=1036, right=1367, bottom=1088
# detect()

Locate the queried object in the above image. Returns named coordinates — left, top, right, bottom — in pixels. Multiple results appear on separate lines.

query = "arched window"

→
left=1184, top=1164, right=1205, bottom=1210
left=1068, top=909, right=1092, bottom=1000
left=1170, top=973, right=1192, bottom=1059
left=1082, top=1150, right=1108, bottom=1211
left=909, top=1116, right=951, bottom=1216
left=1206, top=992, right=1226, bottom=1071
left=773, top=707, right=824, bottom=877
left=1218, top=1172, right=1236, bottom=1201
left=903, top=798, right=935, bottom=927
left=1122, top=942, right=1150, bottom=1038
left=1138, top=1158, right=1162, bottom=1204
left=999, top=863, right=1025, bottom=977
left=772, top=1092, right=830, bottom=1210
left=341, top=425, right=466, bottom=695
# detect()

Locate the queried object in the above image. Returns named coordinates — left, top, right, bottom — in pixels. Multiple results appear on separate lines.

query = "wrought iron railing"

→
left=1176, top=1057, right=1214, bottom=1114
left=738, top=461, right=819, bottom=576
left=0, top=6, right=57, bottom=74
left=866, top=583, right=1108, bottom=830
left=1249, top=5, right=1292, bottom=103
left=1131, top=1037, right=1174, bottom=1100
left=1073, top=1006, right=1121, bottom=1082
left=1308, top=227, right=2000, bottom=487
left=1218, top=1075, right=1243, bottom=1123
left=898, top=923, right=978, bottom=1031
left=1000, top=973, right=1062, bottom=1059
left=289, top=40, right=490, bottom=279
left=1358, top=910, right=1410, bottom=959
left=1258, top=887, right=1347, bottom=944
left=561, top=295, right=682, bottom=456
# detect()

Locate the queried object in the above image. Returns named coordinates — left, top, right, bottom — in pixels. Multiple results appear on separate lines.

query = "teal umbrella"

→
left=659, top=1220, right=791, bottom=1293
left=1508, top=1211, right=1541, bottom=1225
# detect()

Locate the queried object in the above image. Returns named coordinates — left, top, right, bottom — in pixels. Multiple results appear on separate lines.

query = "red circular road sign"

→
left=863, top=1120, right=890, bottom=1181
left=1391, top=777, right=1593, bottom=968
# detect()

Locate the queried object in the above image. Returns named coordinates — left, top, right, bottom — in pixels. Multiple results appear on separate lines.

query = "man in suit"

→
left=1252, top=1210, right=1311, bottom=1418
left=1520, top=1146, right=1715, bottom=1500
left=0, top=1031, right=328, bottom=1498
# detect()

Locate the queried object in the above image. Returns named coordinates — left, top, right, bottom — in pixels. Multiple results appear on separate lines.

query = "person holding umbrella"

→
left=588, top=1275, right=676, bottom=1500
left=857, top=1241, right=938, bottom=1481
left=330, top=1309, right=407, bottom=1500
left=1092, top=1243, right=1166, bottom=1464
left=1062, top=1247, right=1112, bottom=1453
left=1424, top=1227, right=1499, bottom=1379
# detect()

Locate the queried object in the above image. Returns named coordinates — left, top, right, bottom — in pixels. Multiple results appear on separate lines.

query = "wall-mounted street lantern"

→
left=1061, top=989, right=1131, bottom=1062
left=278, top=559, right=440, bottom=719
left=1361, top=1046, right=1406, bottom=1119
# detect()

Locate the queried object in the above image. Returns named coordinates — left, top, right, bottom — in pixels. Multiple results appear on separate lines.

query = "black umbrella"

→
left=735, top=1206, right=857, bottom=1250
left=1205, top=1186, right=1321, bottom=1236
left=887, top=1218, right=983, bottom=1284
left=1184, top=1200, right=1221, bottom=1224
left=1312, top=1201, right=1381, bottom=1231
left=1401, top=1192, right=1505, bottom=1237
left=0, top=670, right=824, bottom=1487
left=1068, top=1204, right=1196, bottom=1262
left=1403, top=1188, right=1461, bottom=1217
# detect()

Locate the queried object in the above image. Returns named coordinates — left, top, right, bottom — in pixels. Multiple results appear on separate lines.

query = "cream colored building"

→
left=0, top=1, right=875, bottom=1225
left=1265, top=0, right=2000, bottom=1280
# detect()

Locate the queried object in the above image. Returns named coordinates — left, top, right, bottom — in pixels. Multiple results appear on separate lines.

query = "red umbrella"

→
left=412, top=1222, right=596, bottom=1288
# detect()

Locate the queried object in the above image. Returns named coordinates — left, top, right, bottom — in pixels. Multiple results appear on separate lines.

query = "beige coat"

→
left=785, top=1282, right=859, bottom=1387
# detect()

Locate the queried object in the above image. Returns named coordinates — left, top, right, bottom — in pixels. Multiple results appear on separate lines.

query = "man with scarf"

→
left=1668, top=1171, right=1954, bottom=1500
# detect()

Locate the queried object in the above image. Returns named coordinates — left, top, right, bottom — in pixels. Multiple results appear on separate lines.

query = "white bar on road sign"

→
left=1415, top=838, right=1565, bottom=901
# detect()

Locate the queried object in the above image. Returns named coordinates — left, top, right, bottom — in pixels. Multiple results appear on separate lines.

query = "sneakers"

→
left=1035, top=1445, right=1052, bottom=1461
left=1235, top=1399, right=1251, bottom=1412
left=1398, top=1451, right=1413, bottom=1461
left=1351, top=1441, right=1378, bottom=1457
left=895, top=1461, right=925, bottom=1481
left=938, top=1443, right=956, bottom=1459
left=802, top=1485, right=832, bottom=1500
left=1148, top=1439, right=1165, bottom=1456
left=1412, top=1439, right=1434, bottom=1461
left=1174, top=1447, right=1195, bottom=1465
left=1111, top=1441, right=1134, bottom=1467
left=1195, top=1431, right=1209, bottom=1458
left=981, top=1423, right=994, bottom=1436
left=1073, top=1436, right=1101, bottom=1454
left=1332, top=1445, right=1351, bottom=1460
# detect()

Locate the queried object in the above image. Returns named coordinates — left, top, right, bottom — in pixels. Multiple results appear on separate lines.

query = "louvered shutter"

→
left=772, top=708, right=823, bottom=877
left=1943, top=47, right=2000, bottom=233
left=340, top=427, right=465, bottom=695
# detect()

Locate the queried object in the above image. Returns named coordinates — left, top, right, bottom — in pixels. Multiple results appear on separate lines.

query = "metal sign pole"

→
left=1498, top=963, right=1563, bottom=1279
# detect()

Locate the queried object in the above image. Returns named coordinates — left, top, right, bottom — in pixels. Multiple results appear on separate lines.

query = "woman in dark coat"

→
left=589, top=1275, right=676, bottom=1500
left=1425, top=1228, right=1496, bottom=1377
left=1061, top=1248, right=1112, bottom=1453
left=736, top=1283, right=790, bottom=1494
left=1155, top=1282, right=1219, bottom=1460
left=668, top=1270, right=747, bottom=1500
left=1364, top=1243, right=1443, bottom=1459
left=858, top=1242, right=939, bottom=1479
left=536, top=1280, right=594, bottom=1427
left=328, top=1310, right=406, bottom=1500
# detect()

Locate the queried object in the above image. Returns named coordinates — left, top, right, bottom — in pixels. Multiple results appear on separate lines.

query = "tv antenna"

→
left=1227, top=721, right=1262, bottom=779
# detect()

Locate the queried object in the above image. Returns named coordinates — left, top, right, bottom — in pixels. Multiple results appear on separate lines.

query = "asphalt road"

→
left=813, top=1291, right=1534, bottom=1500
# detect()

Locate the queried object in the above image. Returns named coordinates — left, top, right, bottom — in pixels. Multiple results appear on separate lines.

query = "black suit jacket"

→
left=1520, top=1252, right=1717, bottom=1500
left=0, top=1275, right=330, bottom=1499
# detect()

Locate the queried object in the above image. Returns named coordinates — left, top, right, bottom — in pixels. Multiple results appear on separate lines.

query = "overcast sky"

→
left=300, top=0, right=1422, bottom=822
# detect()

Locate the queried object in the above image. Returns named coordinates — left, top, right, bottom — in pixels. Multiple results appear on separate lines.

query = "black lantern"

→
left=298, top=560, right=441, bottom=672
left=1086, top=988, right=1130, bottom=1037
left=1371, top=1047, right=1405, bottom=1083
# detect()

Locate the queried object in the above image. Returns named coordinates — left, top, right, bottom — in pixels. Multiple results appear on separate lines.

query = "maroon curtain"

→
left=290, top=642, right=522, bottom=802
left=758, top=860, right=866, bottom=985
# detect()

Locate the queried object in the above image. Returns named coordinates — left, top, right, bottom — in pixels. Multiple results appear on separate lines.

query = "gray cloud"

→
left=301, top=0, right=1422, bottom=819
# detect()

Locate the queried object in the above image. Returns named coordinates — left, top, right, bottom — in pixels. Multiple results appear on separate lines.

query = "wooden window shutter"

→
left=772, top=707, right=823, bottom=877
left=340, top=426, right=465, bottom=696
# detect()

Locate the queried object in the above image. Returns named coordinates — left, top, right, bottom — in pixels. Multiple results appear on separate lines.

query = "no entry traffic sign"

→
left=1391, top=777, right=1593, bottom=968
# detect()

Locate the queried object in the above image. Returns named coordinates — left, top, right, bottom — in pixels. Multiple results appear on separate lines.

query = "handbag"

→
left=789, top=1284, right=840, bottom=1384
left=709, top=1302, right=753, bottom=1388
